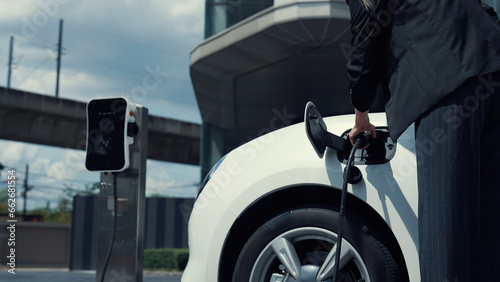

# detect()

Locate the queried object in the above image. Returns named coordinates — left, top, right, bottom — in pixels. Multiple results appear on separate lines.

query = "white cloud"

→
left=14, top=66, right=56, bottom=95
left=146, top=159, right=199, bottom=198
left=146, top=164, right=177, bottom=196
left=0, top=141, right=43, bottom=172
left=1, top=142, right=25, bottom=164
left=6, top=41, right=57, bottom=94
left=29, top=158, right=52, bottom=179
left=59, top=70, right=117, bottom=102
left=0, top=2, right=39, bottom=23
left=24, top=146, right=40, bottom=161
left=151, top=0, right=205, bottom=36
left=2, top=0, right=205, bottom=113
left=58, top=0, right=204, bottom=44
left=0, top=0, right=202, bottom=206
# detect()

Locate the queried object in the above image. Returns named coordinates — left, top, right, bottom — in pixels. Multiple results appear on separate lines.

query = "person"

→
left=345, top=0, right=500, bottom=281
left=483, top=0, right=500, bottom=16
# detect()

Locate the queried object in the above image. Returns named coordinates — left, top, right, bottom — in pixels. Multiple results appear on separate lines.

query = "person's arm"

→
left=346, top=0, right=390, bottom=144
left=349, top=109, right=377, bottom=145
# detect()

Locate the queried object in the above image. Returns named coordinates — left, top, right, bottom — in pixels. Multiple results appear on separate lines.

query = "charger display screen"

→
left=86, top=98, right=127, bottom=171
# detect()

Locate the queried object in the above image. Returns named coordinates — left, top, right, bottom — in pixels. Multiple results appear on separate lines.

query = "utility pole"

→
left=22, top=164, right=33, bottom=221
left=7, top=36, right=13, bottom=89
left=55, top=19, right=63, bottom=98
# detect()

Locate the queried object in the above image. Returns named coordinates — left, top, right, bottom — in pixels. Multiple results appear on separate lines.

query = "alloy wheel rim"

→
left=249, top=227, right=370, bottom=282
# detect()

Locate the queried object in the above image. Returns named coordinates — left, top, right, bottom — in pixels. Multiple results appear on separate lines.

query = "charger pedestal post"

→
left=96, top=105, right=148, bottom=282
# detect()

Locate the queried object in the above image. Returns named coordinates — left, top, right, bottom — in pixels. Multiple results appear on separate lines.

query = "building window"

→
left=205, top=0, right=274, bottom=38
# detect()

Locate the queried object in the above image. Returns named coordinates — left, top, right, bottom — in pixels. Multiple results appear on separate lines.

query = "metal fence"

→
left=0, top=196, right=194, bottom=269
left=70, top=196, right=194, bottom=270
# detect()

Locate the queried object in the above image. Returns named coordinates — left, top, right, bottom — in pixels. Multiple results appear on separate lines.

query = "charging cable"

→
left=100, top=173, right=118, bottom=282
left=332, top=134, right=367, bottom=282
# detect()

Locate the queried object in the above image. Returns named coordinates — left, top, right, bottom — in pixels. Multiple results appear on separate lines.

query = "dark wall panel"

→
left=70, top=196, right=194, bottom=270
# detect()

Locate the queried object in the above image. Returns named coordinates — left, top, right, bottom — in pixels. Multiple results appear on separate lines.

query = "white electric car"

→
left=182, top=104, right=419, bottom=282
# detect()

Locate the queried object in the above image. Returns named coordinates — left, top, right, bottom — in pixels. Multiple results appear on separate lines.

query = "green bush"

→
left=176, top=251, right=189, bottom=270
left=144, top=248, right=189, bottom=271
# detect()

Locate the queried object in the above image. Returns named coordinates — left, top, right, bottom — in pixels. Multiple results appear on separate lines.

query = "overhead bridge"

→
left=0, top=87, right=200, bottom=166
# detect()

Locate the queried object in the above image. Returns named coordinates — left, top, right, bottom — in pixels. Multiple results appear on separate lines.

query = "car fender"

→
left=184, top=113, right=420, bottom=281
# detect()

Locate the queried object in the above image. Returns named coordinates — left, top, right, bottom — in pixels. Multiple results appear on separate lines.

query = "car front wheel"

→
left=232, top=208, right=401, bottom=282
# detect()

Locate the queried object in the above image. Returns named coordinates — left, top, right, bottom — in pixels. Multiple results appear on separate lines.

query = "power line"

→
left=16, top=57, right=51, bottom=87
left=31, top=185, right=72, bottom=191
left=65, top=50, right=146, bottom=76
left=26, top=197, right=66, bottom=204
left=3, top=23, right=197, bottom=106
left=64, top=50, right=195, bottom=87
left=9, top=33, right=53, bottom=50
left=7, top=169, right=97, bottom=184
left=64, top=19, right=184, bottom=57
left=29, top=174, right=97, bottom=185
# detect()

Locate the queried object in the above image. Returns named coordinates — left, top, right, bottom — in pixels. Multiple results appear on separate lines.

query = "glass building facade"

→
left=201, top=0, right=274, bottom=177
left=204, top=0, right=274, bottom=38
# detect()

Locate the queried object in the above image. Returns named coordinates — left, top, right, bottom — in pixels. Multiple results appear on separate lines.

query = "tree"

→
left=29, top=182, right=100, bottom=223
left=0, top=187, right=9, bottom=215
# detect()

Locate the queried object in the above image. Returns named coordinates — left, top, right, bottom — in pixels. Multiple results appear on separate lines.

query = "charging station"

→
left=86, top=97, right=148, bottom=282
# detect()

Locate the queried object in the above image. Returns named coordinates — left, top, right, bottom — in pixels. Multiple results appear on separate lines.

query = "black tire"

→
left=232, top=208, right=400, bottom=282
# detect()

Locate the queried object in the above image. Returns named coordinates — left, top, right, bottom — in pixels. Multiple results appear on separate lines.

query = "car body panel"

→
left=182, top=113, right=420, bottom=281
left=184, top=194, right=236, bottom=282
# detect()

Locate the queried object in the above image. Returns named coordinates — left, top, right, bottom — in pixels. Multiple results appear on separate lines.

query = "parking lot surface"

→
left=0, top=268, right=182, bottom=281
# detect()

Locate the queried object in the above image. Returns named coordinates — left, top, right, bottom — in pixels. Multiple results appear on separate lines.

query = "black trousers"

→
left=415, top=71, right=500, bottom=281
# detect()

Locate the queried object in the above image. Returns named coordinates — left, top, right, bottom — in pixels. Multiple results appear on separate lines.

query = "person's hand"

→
left=349, top=109, right=377, bottom=147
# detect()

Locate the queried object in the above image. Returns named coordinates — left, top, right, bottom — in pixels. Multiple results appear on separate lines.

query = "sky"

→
left=0, top=0, right=206, bottom=210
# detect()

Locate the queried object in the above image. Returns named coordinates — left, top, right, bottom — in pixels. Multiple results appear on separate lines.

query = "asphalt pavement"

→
left=0, top=268, right=182, bottom=281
